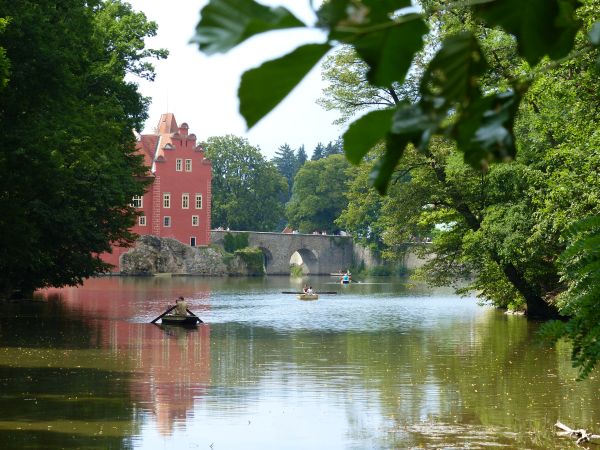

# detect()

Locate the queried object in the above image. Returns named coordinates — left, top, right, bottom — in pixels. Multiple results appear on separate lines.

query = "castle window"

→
left=163, top=193, right=170, bottom=208
left=176, top=159, right=182, bottom=171
left=190, top=237, right=196, bottom=247
left=195, top=193, right=202, bottom=209
left=192, top=215, right=199, bottom=226
left=163, top=216, right=171, bottom=227
left=139, top=216, right=147, bottom=226
left=131, top=195, right=143, bottom=208
left=185, top=159, right=192, bottom=172
left=182, top=193, right=189, bottom=209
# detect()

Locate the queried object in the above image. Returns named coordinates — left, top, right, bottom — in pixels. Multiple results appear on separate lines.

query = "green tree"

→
left=271, top=143, right=297, bottom=200
left=296, top=145, right=307, bottom=167
left=192, top=0, right=600, bottom=375
left=0, top=0, right=166, bottom=298
left=206, top=135, right=288, bottom=231
left=286, top=154, right=352, bottom=234
left=311, top=142, right=325, bottom=161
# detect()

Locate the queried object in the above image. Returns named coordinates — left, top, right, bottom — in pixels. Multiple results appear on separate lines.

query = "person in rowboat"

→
left=175, top=296, right=188, bottom=316
left=306, top=286, right=314, bottom=294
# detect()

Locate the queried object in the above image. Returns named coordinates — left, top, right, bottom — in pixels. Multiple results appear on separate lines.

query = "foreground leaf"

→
left=193, top=0, right=305, bottom=55
left=239, top=43, right=331, bottom=128
left=343, top=109, right=394, bottom=165
left=473, top=0, right=581, bottom=66
left=456, top=91, right=520, bottom=167
left=420, top=32, right=486, bottom=111
left=352, top=15, right=428, bottom=87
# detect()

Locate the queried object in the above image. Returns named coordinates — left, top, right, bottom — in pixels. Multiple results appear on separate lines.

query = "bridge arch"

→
left=257, top=246, right=274, bottom=272
left=289, top=248, right=319, bottom=274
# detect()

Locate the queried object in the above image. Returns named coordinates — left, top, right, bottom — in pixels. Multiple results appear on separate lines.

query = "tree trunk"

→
left=426, top=153, right=560, bottom=319
left=500, top=262, right=559, bottom=319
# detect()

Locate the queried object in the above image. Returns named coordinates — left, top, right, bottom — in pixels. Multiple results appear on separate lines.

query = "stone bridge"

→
left=210, top=230, right=355, bottom=275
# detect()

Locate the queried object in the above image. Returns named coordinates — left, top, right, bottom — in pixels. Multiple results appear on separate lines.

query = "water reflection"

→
left=0, top=276, right=597, bottom=449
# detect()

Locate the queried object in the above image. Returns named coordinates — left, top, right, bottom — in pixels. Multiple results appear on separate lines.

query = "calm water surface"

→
left=0, top=276, right=598, bottom=449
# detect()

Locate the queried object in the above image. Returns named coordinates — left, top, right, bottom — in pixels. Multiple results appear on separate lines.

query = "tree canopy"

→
left=286, top=154, right=352, bottom=234
left=205, top=135, right=288, bottom=231
left=0, top=0, right=166, bottom=298
left=193, top=0, right=600, bottom=377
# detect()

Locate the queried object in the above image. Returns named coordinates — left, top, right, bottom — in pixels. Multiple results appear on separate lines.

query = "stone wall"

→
left=352, top=243, right=381, bottom=270
left=119, top=235, right=258, bottom=276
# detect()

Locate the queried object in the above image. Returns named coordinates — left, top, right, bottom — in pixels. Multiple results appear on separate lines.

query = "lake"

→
left=0, top=276, right=597, bottom=449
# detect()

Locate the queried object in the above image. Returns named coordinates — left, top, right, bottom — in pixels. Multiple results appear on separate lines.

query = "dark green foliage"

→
left=223, top=232, right=249, bottom=253
left=234, top=247, right=265, bottom=275
left=286, top=155, right=352, bottom=234
left=312, top=140, right=343, bottom=160
left=272, top=143, right=297, bottom=199
left=0, top=0, right=165, bottom=297
left=541, top=216, right=600, bottom=379
left=205, top=135, right=288, bottom=231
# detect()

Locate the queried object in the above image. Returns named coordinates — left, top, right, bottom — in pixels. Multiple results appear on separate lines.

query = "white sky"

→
left=126, top=0, right=342, bottom=159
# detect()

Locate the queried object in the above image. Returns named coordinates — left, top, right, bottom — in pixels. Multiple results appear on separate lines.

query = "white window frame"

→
left=131, top=195, right=143, bottom=209
left=176, top=158, right=183, bottom=172
left=195, top=193, right=202, bottom=209
left=163, top=216, right=171, bottom=227
left=192, top=215, right=199, bottom=227
left=163, top=193, right=170, bottom=209
left=185, top=159, right=192, bottom=172
left=182, top=193, right=189, bottom=209
left=139, top=215, right=147, bottom=226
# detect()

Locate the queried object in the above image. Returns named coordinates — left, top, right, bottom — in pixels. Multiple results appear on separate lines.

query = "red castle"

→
left=103, top=113, right=212, bottom=270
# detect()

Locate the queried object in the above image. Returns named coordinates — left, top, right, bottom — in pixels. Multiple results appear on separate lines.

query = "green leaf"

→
left=317, top=0, right=411, bottom=28
left=343, top=109, right=395, bottom=165
left=352, top=15, right=428, bottom=87
left=369, top=133, right=410, bottom=194
left=193, top=0, right=306, bottom=55
left=390, top=102, right=436, bottom=151
left=239, top=43, right=331, bottom=128
left=473, top=0, right=581, bottom=66
left=457, top=91, right=521, bottom=168
left=589, top=21, right=600, bottom=46
left=367, top=103, right=434, bottom=194
left=420, top=32, right=486, bottom=111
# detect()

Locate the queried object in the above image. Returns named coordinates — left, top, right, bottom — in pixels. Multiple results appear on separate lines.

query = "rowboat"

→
left=161, top=315, right=201, bottom=326
left=297, top=293, right=319, bottom=300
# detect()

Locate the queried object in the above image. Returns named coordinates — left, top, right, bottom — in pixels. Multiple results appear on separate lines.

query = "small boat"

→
left=297, top=293, right=319, bottom=300
left=161, top=315, right=201, bottom=326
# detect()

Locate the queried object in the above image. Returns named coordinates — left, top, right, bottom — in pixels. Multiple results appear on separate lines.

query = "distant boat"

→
left=330, top=272, right=345, bottom=276
left=297, top=293, right=319, bottom=300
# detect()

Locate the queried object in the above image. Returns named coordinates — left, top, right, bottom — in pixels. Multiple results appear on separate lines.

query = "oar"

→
left=150, top=305, right=177, bottom=324
left=186, top=308, right=204, bottom=323
left=281, top=291, right=337, bottom=294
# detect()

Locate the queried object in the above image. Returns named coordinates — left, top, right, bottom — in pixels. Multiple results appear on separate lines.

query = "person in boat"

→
left=303, top=285, right=308, bottom=294
left=306, top=286, right=314, bottom=294
left=341, top=274, right=350, bottom=284
left=175, top=296, right=188, bottom=316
